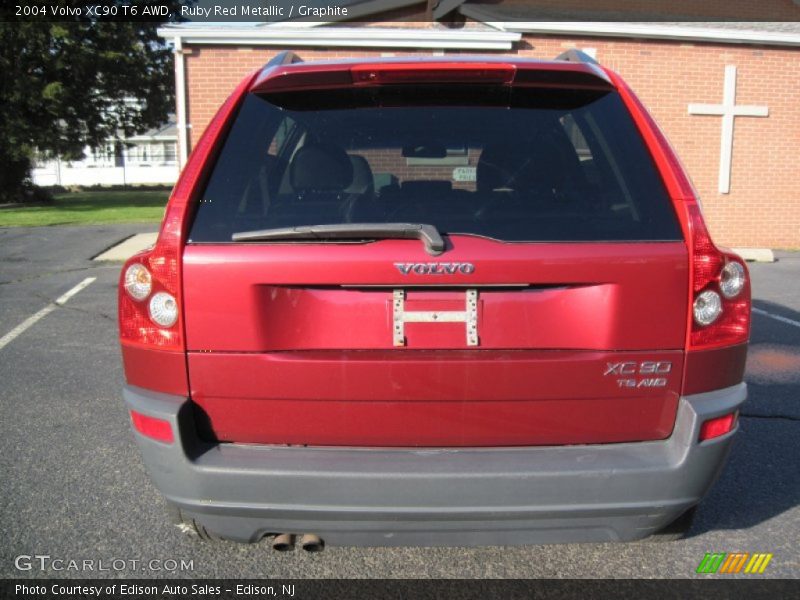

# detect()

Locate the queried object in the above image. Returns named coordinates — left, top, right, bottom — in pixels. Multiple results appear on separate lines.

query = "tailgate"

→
left=180, top=77, right=688, bottom=446
left=183, top=238, right=687, bottom=446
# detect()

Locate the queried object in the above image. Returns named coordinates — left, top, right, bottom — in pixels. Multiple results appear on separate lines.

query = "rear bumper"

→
left=124, top=383, right=746, bottom=545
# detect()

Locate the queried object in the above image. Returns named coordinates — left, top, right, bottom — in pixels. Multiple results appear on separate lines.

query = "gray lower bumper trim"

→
left=124, top=383, right=746, bottom=545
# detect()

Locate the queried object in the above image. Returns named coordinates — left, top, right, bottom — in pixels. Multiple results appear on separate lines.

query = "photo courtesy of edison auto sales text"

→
left=13, top=584, right=244, bottom=597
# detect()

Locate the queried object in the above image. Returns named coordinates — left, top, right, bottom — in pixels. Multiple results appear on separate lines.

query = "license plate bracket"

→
left=393, top=289, right=479, bottom=346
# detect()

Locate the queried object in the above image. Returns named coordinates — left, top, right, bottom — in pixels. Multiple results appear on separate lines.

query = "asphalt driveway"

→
left=0, top=225, right=798, bottom=578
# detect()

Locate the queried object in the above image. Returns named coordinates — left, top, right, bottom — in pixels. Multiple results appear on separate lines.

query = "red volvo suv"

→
left=119, top=51, right=750, bottom=548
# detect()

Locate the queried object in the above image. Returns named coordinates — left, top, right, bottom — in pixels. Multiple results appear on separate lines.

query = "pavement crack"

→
left=739, top=413, right=800, bottom=423
left=27, top=290, right=116, bottom=323
left=57, top=303, right=116, bottom=323
left=0, top=264, right=116, bottom=286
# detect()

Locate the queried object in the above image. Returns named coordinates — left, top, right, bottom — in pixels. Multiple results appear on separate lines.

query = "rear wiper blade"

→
left=231, top=223, right=445, bottom=256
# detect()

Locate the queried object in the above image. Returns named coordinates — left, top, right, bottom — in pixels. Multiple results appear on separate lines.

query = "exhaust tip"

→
left=299, top=533, right=325, bottom=552
left=271, top=533, right=295, bottom=551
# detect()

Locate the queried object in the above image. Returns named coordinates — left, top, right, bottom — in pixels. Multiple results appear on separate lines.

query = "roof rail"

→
left=265, top=51, right=304, bottom=69
left=554, top=49, right=598, bottom=65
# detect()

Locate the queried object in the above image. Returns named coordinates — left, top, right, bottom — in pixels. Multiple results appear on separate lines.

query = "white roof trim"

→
left=127, top=134, right=177, bottom=142
left=480, top=20, right=800, bottom=47
left=156, top=25, right=520, bottom=50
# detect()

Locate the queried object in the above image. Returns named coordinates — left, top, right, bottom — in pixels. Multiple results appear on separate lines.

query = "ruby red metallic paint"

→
left=121, top=345, right=188, bottom=397
left=182, top=241, right=688, bottom=351
left=119, top=57, right=749, bottom=448
left=683, top=344, right=748, bottom=396
left=188, top=350, right=682, bottom=446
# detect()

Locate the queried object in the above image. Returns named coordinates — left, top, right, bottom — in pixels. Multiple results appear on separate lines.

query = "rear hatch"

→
left=182, top=64, right=688, bottom=447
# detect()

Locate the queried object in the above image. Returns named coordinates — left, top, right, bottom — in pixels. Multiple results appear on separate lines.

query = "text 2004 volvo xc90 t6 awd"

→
left=119, top=51, right=750, bottom=549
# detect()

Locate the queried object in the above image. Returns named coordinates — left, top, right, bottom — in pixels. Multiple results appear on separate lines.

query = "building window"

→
left=127, top=143, right=151, bottom=166
left=90, top=143, right=116, bottom=167
left=163, top=142, right=177, bottom=164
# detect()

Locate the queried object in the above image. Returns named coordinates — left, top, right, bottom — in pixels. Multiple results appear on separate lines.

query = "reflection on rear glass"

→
left=189, top=87, right=681, bottom=243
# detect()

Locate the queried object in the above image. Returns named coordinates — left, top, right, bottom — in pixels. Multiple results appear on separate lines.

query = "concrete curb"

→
left=730, top=248, right=776, bottom=263
left=93, top=233, right=158, bottom=262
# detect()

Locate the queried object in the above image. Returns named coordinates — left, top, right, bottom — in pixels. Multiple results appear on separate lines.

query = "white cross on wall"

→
left=688, top=65, right=768, bottom=194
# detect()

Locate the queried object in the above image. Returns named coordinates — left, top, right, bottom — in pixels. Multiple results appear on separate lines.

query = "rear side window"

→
left=189, top=85, right=682, bottom=243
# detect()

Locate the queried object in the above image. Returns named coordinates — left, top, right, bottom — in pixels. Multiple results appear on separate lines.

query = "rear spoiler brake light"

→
left=352, top=63, right=515, bottom=85
left=251, top=61, right=614, bottom=94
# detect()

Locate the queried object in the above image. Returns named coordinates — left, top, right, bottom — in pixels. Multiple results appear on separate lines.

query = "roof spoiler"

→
left=264, top=51, right=599, bottom=69
left=265, top=50, right=304, bottom=68
left=251, top=51, right=613, bottom=93
left=554, top=49, right=599, bottom=65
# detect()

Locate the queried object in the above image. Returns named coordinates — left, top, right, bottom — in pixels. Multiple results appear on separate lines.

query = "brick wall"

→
left=182, top=37, right=800, bottom=248
left=354, top=148, right=482, bottom=191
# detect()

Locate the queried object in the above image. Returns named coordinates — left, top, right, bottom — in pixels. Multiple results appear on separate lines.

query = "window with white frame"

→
left=89, top=143, right=116, bottom=167
left=163, top=142, right=177, bottom=164
left=126, top=142, right=177, bottom=166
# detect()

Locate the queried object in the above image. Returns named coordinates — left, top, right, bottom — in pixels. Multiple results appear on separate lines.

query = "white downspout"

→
left=173, top=36, right=189, bottom=169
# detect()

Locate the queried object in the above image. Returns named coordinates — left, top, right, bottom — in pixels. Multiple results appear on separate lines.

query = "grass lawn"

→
left=0, top=191, right=169, bottom=227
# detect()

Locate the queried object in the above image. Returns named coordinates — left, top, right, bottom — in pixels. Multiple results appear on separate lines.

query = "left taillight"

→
left=119, top=200, right=188, bottom=351
left=119, top=246, right=183, bottom=351
left=118, top=68, right=260, bottom=353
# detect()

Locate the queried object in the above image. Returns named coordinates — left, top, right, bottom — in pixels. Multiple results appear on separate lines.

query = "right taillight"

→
left=693, top=290, right=722, bottom=326
left=608, top=66, right=751, bottom=355
left=687, top=203, right=751, bottom=350
left=719, top=261, right=746, bottom=299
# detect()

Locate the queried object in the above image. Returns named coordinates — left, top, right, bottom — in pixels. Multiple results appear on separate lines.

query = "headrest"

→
left=346, top=154, right=374, bottom=195
left=476, top=143, right=535, bottom=193
left=290, top=143, right=354, bottom=192
left=478, top=131, right=579, bottom=193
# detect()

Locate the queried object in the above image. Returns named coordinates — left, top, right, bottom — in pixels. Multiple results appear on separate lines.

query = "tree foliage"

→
left=0, top=14, right=177, bottom=202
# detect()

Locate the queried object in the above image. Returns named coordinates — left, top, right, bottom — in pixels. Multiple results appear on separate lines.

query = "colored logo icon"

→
left=696, top=553, right=773, bottom=574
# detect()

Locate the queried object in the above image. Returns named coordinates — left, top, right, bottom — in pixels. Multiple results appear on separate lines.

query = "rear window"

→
left=188, top=85, right=682, bottom=243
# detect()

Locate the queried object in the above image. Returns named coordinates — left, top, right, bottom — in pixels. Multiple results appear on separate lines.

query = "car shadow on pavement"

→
left=692, top=418, right=798, bottom=536
left=690, top=299, right=800, bottom=536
